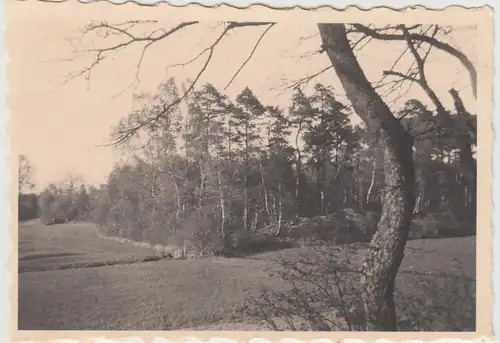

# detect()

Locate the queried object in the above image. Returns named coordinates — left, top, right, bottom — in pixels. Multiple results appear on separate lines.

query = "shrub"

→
left=241, top=245, right=475, bottom=331
left=409, top=211, right=476, bottom=240
left=18, top=193, right=39, bottom=222
left=241, top=245, right=366, bottom=330
left=171, top=207, right=225, bottom=256
left=224, top=231, right=294, bottom=256
left=259, top=208, right=378, bottom=246
left=409, top=214, right=441, bottom=239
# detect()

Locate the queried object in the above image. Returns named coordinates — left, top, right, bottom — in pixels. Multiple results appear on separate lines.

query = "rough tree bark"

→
left=317, top=23, right=416, bottom=331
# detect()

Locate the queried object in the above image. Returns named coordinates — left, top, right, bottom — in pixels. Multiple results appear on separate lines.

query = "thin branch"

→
left=399, top=24, right=447, bottom=116
left=381, top=25, right=448, bottom=120
left=350, top=34, right=372, bottom=51
left=103, top=21, right=272, bottom=146
left=224, top=23, right=275, bottom=90
left=61, top=21, right=199, bottom=89
left=382, top=70, right=419, bottom=84
left=281, top=65, right=334, bottom=92
left=66, top=21, right=275, bottom=146
left=372, top=45, right=412, bottom=102
left=351, top=24, right=477, bottom=99
left=375, top=27, right=428, bottom=92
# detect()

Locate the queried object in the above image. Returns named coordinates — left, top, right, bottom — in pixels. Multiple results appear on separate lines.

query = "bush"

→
left=170, top=207, right=225, bottom=256
left=340, top=208, right=378, bottom=241
left=259, top=208, right=378, bottom=246
left=223, top=231, right=294, bottom=256
left=18, top=193, right=39, bottom=221
left=241, top=245, right=475, bottom=331
left=242, top=245, right=366, bottom=331
left=409, top=211, right=476, bottom=240
left=409, top=214, right=441, bottom=239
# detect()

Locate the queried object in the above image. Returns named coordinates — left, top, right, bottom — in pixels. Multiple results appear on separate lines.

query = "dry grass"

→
left=18, top=221, right=475, bottom=330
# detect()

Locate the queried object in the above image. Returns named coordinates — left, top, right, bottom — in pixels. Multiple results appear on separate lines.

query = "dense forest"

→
left=31, top=78, right=477, bottom=255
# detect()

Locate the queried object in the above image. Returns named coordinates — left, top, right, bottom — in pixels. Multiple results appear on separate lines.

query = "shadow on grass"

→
left=18, top=254, right=172, bottom=273
left=19, top=252, right=81, bottom=261
left=217, top=237, right=296, bottom=258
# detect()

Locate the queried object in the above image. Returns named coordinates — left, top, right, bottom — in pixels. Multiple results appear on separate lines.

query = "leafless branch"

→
left=379, top=25, right=448, bottom=121
left=399, top=25, right=448, bottom=116
left=281, top=65, right=334, bottom=92
left=374, top=26, right=431, bottom=93
left=350, top=34, right=373, bottom=52
left=351, top=24, right=477, bottom=99
left=382, top=70, right=419, bottom=84
left=75, top=21, right=273, bottom=146
left=224, top=23, right=275, bottom=90
left=60, top=20, right=198, bottom=92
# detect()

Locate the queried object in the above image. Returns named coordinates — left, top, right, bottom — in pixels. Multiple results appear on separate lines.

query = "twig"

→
left=224, top=23, right=275, bottom=90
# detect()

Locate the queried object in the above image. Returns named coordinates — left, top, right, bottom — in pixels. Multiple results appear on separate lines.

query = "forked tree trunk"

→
left=318, top=23, right=416, bottom=331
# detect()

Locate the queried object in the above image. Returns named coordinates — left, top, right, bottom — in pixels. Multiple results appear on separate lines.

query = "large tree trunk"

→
left=317, top=23, right=416, bottom=331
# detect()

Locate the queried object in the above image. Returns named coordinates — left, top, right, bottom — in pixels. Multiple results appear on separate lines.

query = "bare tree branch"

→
left=399, top=25, right=448, bottom=116
left=281, top=65, right=333, bottom=92
left=224, top=23, right=275, bottom=90
left=68, top=21, right=473, bottom=149
left=382, top=70, right=419, bottom=84
left=61, top=21, right=199, bottom=92
left=73, top=21, right=273, bottom=146
left=381, top=25, right=448, bottom=121
left=350, top=34, right=373, bottom=52
left=351, top=23, right=477, bottom=99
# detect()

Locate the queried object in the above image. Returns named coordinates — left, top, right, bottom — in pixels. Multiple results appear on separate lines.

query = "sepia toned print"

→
left=7, top=2, right=493, bottom=340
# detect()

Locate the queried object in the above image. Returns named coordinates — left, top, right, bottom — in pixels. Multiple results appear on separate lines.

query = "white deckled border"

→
left=1, top=1, right=498, bottom=343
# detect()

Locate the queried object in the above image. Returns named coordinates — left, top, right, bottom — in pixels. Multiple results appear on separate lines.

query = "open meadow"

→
left=18, top=221, right=476, bottom=331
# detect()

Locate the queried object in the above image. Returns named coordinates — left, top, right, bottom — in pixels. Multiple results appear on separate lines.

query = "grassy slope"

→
left=19, top=221, right=161, bottom=272
left=18, top=222, right=476, bottom=330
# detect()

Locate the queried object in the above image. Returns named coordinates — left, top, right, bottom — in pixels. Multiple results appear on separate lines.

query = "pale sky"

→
left=7, top=2, right=478, bottom=191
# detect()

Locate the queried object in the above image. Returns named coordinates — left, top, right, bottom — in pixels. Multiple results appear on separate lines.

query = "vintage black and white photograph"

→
left=10, top=2, right=492, bottom=334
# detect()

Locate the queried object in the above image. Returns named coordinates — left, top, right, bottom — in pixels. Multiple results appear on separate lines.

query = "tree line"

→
left=20, top=78, right=477, bottom=250
left=34, top=78, right=473, bottom=253
left=18, top=154, right=38, bottom=222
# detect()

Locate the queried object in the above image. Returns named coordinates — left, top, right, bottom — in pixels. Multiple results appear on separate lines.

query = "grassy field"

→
left=18, top=221, right=165, bottom=273
left=18, top=221, right=476, bottom=330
